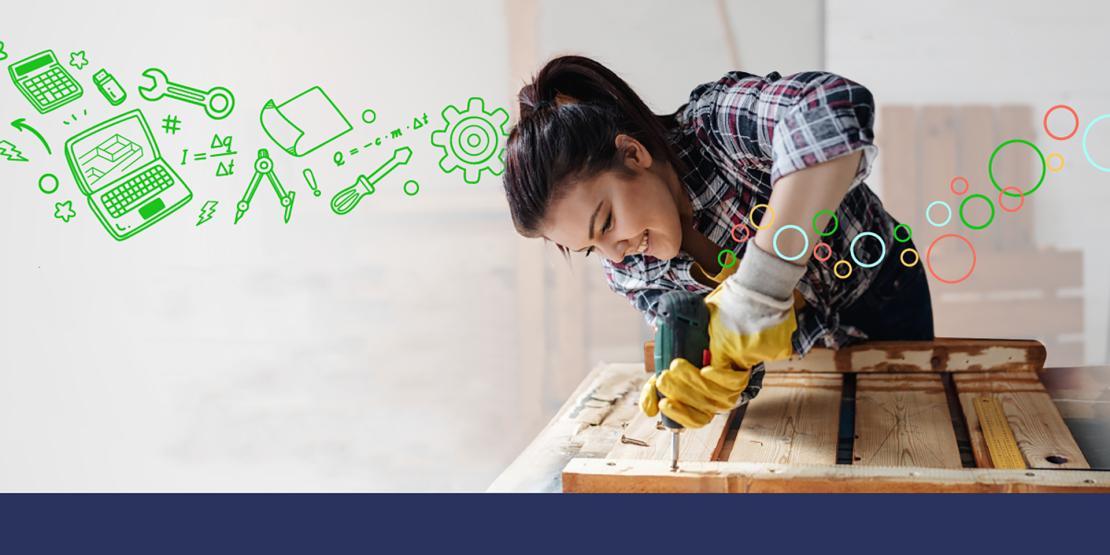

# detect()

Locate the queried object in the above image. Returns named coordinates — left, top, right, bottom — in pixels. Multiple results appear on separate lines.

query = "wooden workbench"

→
left=487, top=342, right=1110, bottom=493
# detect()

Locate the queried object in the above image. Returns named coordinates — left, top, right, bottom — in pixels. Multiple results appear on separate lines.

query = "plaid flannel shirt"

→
left=603, top=70, right=897, bottom=357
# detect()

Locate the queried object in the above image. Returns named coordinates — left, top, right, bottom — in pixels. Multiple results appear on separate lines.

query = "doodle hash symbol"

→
left=161, top=115, right=181, bottom=135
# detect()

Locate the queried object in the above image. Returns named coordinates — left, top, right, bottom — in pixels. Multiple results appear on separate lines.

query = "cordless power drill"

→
left=653, top=290, right=712, bottom=472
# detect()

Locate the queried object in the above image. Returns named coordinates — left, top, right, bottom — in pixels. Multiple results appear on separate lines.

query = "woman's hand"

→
left=639, top=358, right=749, bottom=428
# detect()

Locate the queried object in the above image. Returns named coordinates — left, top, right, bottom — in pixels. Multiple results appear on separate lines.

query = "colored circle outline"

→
left=1082, top=114, right=1110, bottom=172
left=989, top=139, right=1046, bottom=196
left=1043, top=104, right=1079, bottom=141
left=900, top=248, right=920, bottom=268
left=718, top=248, right=738, bottom=269
left=926, top=200, right=952, bottom=227
left=1047, top=152, right=1065, bottom=173
left=730, top=223, right=751, bottom=244
left=38, top=173, right=59, bottom=195
left=748, top=203, right=775, bottom=230
left=849, top=231, right=886, bottom=269
left=833, top=260, right=853, bottom=279
left=812, top=209, right=839, bottom=237
left=403, top=180, right=420, bottom=196
left=958, top=193, right=996, bottom=230
left=949, top=176, right=969, bottom=196
left=998, top=186, right=1024, bottom=213
left=812, top=242, right=832, bottom=262
left=893, top=223, right=912, bottom=243
left=925, top=234, right=977, bottom=285
left=772, top=224, right=809, bottom=262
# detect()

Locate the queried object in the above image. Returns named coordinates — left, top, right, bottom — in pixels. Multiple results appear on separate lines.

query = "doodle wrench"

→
left=138, top=67, right=235, bottom=120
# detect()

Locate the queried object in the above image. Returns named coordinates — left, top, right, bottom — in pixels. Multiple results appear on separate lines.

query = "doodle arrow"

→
left=11, top=118, right=51, bottom=156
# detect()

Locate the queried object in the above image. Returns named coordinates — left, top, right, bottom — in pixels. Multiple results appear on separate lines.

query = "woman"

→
left=502, top=56, right=933, bottom=429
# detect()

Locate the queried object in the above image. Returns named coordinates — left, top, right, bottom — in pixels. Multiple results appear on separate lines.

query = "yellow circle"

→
left=900, top=248, right=920, bottom=267
left=833, top=260, right=853, bottom=279
left=1047, top=152, right=1065, bottom=173
left=749, top=203, right=775, bottom=230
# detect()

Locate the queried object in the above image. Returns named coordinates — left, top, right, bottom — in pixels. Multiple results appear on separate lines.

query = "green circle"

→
left=450, top=116, right=497, bottom=166
left=812, top=210, right=839, bottom=237
left=893, top=223, right=912, bottom=243
left=959, top=193, right=996, bottom=230
left=989, top=139, right=1046, bottom=197
left=718, top=248, right=737, bottom=269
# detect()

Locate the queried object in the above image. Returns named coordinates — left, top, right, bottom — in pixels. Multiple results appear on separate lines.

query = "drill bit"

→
left=670, top=431, right=681, bottom=471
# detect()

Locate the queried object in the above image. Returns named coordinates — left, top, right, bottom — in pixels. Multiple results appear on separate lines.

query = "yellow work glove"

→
left=639, top=243, right=806, bottom=428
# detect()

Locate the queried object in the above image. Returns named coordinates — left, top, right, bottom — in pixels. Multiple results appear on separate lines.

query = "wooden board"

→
left=563, top=459, right=1110, bottom=493
left=763, top=338, right=1046, bottom=373
left=606, top=408, right=734, bottom=462
left=854, top=374, right=963, bottom=468
left=727, top=373, right=842, bottom=465
left=954, top=372, right=1089, bottom=469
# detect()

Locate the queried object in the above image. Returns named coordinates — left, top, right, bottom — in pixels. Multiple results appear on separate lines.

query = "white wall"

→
left=828, top=0, right=1110, bottom=363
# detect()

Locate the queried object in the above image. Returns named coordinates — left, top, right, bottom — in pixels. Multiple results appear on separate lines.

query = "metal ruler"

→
left=973, top=396, right=1026, bottom=469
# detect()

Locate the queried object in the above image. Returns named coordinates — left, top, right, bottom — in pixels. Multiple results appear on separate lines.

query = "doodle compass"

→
left=235, top=148, right=294, bottom=224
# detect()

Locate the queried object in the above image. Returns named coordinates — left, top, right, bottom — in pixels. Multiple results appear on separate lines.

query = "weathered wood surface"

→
left=727, top=373, right=842, bottom=465
left=853, top=374, right=962, bottom=468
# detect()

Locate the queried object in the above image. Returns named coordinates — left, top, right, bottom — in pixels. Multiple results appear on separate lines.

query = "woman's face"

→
left=541, top=135, right=684, bottom=262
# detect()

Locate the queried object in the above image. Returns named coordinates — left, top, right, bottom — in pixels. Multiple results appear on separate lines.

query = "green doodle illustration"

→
left=138, top=67, right=235, bottom=120
left=54, top=200, right=76, bottom=222
left=330, top=146, right=412, bottom=215
left=93, top=69, right=127, bottom=106
left=0, top=40, right=8, bottom=62
left=64, top=109, right=193, bottom=241
left=0, top=139, right=28, bottom=162
left=429, top=97, right=509, bottom=184
left=11, top=118, right=50, bottom=154
left=235, top=149, right=294, bottom=224
left=161, top=115, right=181, bottom=135
left=197, top=200, right=217, bottom=226
left=68, top=50, right=88, bottom=70
left=303, top=168, right=321, bottom=197
left=260, top=85, right=352, bottom=157
left=8, top=49, right=84, bottom=114
left=38, top=173, right=59, bottom=194
left=403, top=179, right=420, bottom=196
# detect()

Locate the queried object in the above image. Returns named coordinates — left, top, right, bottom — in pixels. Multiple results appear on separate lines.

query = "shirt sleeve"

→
left=690, top=71, right=878, bottom=188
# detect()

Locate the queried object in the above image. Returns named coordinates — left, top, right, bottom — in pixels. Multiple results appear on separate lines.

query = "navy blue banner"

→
left=0, top=494, right=1106, bottom=553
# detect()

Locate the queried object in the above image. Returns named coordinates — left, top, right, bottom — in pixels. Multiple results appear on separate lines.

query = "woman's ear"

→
left=615, top=134, right=653, bottom=171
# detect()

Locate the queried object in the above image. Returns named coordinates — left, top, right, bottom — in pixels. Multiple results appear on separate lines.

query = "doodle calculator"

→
left=8, top=49, right=84, bottom=114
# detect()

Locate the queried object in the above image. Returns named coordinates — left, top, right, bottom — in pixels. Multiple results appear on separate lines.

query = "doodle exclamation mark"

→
left=303, top=168, right=321, bottom=197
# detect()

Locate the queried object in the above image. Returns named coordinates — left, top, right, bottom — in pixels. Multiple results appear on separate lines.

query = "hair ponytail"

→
left=503, top=55, right=681, bottom=238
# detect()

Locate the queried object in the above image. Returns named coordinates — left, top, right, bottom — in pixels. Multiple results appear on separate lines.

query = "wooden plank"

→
left=562, top=458, right=1110, bottom=493
left=854, top=374, right=963, bottom=468
left=727, top=373, right=842, bottom=465
left=764, top=338, right=1046, bottom=373
left=606, top=407, right=734, bottom=462
left=954, top=372, right=1090, bottom=470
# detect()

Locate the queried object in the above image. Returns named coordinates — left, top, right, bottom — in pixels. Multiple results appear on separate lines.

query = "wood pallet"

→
left=562, top=339, right=1110, bottom=493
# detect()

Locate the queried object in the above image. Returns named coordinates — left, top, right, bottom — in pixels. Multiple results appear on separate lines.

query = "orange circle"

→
left=813, top=242, right=832, bottom=262
left=998, top=186, right=1025, bottom=213
left=925, top=234, right=977, bottom=285
left=1044, top=104, right=1079, bottom=141
left=950, top=176, right=970, bottom=196
left=730, top=222, right=751, bottom=243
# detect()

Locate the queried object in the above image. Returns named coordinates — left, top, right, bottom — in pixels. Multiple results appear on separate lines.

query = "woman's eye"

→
left=602, top=212, right=613, bottom=233
left=584, top=247, right=595, bottom=258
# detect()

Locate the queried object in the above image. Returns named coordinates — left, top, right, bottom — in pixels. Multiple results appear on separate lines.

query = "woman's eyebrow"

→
left=587, top=200, right=603, bottom=240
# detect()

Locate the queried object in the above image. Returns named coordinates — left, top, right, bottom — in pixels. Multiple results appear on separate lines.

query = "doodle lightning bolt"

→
left=196, top=200, right=218, bottom=226
left=0, top=140, right=28, bottom=162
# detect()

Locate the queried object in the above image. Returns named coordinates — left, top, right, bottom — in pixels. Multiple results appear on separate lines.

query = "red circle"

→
left=730, top=222, right=751, bottom=243
left=949, top=176, right=970, bottom=195
left=1043, top=104, right=1079, bottom=141
left=925, top=234, right=977, bottom=285
left=998, top=186, right=1025, bottom=213
left=813, top=242, right=832, bottom=262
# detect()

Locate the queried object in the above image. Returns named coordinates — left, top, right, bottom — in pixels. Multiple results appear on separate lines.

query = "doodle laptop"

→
left=64, top=110, right=192, bottom=241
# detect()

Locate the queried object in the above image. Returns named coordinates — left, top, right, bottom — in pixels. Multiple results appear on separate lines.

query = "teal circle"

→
left=849, top=231, right=886, bottom=269
left=718, top=248, right=737, bottom=268
left=772, top=224, right=809, bottom=262
left=989, top=139, right=1046, bottom=197
left=926, top=200, right=952, bottom=227
left=1082, top=114, right=1110, bottom=172
left=959, top=193, right=995, bottom=230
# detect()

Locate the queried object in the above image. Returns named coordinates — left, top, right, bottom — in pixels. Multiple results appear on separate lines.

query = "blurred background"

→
left=1, top=0, right=1108, bottom=491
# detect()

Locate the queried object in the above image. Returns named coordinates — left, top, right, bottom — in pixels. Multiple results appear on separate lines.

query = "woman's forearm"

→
left=752, top=150, right=864, bottom=265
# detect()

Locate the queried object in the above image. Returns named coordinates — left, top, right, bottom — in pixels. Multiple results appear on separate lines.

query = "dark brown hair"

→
left=502, top=55, right=683, bottom=239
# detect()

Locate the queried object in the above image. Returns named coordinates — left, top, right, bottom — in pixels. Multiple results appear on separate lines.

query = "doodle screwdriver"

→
left=330, top=146, right=413, bottom=215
